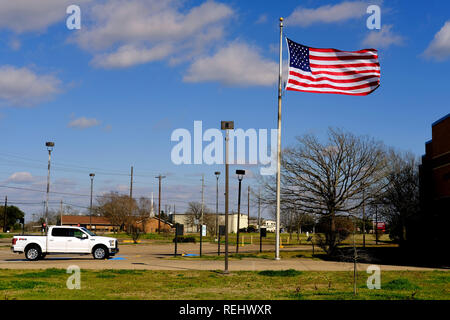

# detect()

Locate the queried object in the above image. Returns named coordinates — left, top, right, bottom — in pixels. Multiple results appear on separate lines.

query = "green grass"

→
left=383, top=278, right=420, bottom=291
left=0, top=269, right=448, bottom=300
left=258, top=269, right=303, bottom=277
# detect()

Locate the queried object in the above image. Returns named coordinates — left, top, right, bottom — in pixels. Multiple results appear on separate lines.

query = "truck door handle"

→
left=49, top=240, right=54, bottom=242
left=68, top=240, right=72, bottom=242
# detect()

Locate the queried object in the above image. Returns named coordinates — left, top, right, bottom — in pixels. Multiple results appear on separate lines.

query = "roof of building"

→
left=432, top=113, right=450, bottom=127
left=61, top=215, right=114, bottom=225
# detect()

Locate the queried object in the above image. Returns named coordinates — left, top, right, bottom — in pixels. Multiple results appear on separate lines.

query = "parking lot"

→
left=0, top=239, right=443, bottom=272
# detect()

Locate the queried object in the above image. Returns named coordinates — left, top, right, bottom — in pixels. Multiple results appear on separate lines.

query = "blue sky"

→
left=0, top=0, right=449, bottom=219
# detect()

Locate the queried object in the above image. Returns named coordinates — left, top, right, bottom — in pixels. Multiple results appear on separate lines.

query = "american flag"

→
left=286, top=38, right=380, bottom=96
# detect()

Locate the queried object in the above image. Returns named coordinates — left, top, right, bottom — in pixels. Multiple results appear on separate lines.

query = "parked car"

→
left=11, top=226, right=119, bottom=261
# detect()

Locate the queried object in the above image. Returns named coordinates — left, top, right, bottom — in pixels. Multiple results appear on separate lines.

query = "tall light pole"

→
left=236, top=169, right=245, bottom=253
left=258, top=188, right=261, bottom=230
left=45, top=141, right=54, bottom=230
left=221, top=121, right=234, bottom=274
left=248, top=186, right=250, bottom=227
left=215, top=171, right=220, bottom=238
left=89, top=173, right=95, bottom=230
left=155, top=175, right=166, bottom=233
left=200, top=174, right=205, bottom=257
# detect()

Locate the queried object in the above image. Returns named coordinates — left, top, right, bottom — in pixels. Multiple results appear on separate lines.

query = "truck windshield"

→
left=81, top=227, right=96, bottom=236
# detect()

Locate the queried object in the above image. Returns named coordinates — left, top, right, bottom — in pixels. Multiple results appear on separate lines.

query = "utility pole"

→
left=155, top=175, right=166, bottom=233
left=258, top=189, right=261, bottom=230
left=89, top=173, right=95, bottom=230
left=3, top=196, right=7, bottom=233
left=247, top=186, right=250, bottom=228
left=200, top=174, right=204, bottom=256
left=130, top=166, right=134, bottom=199
left=215, top=172, right=220, bottom=238
left=45, top=142, right=54, bottom=230
left=60, top=199, right=63, bottom=226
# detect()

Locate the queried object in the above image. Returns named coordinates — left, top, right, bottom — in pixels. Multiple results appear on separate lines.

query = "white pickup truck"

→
left=11, top=226, right=119, bottom=261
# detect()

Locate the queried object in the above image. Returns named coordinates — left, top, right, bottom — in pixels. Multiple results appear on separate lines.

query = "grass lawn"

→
left=0, top=269, right=448, bottom=300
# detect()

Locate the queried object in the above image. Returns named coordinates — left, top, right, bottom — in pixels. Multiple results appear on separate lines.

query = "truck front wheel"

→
left=25, top=245, right=41, bottom=261
left=93, top=246, right=109, bottom=260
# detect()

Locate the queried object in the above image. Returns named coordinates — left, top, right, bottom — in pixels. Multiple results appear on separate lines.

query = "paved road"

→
left=0, top=243, right=445, bottom=272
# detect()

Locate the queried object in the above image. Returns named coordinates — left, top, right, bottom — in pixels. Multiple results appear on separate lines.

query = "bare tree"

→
left=136, top=197, right=152, bottom=232
left=203, top=214, right=218, bottom=236
left=260, top=128, right=387, bottom=255
left=95, top=192, right=137, bottom=232
left=185, top=201, right=210, bottom=232
left=377, top=150, right=420, bottom=243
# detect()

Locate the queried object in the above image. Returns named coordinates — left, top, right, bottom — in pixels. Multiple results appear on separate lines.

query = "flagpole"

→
left=275, top=17, right=283, bottom=261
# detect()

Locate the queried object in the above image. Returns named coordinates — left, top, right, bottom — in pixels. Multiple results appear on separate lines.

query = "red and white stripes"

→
left=286, top=47, right=380, bottom=96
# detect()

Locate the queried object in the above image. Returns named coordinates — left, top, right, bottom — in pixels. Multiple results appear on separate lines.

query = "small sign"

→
left=260, top=227, right=267, bottom=238
left=176, top=224, right=184, bottom=236
left=219, top=225, right=226, bottom=236
left=201, top=225, right=207, bottom=237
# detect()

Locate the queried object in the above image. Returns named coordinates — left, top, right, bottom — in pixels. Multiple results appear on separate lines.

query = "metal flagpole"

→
left=275, top=17, right=284, bottom=261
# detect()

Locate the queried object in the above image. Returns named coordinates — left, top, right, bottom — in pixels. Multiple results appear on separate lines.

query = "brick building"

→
left=419, top=113, right=450, bottom=248
left=62, top=215, right=173, bottom=233
left=61, top=215, right=119, bottom=232
left=133, top=217, right=173, bottom=233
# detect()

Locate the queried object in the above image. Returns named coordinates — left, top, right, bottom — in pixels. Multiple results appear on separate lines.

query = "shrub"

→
left=173, top=236, right=196, bottom=243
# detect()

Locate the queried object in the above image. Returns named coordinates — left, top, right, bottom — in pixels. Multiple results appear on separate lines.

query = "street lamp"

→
left=221, top=120, right=234, bottom=274
left=89, top=173, right=95, bottom=230
left=235, top=169, right=245, bottom=253
left=45, top=142, right=54, bottom=231
left=215, top=171, right=220, bottom=238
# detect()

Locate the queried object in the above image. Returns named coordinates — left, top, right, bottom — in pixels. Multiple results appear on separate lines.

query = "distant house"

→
left=132, top=217, right=173, bottom=233
left=170, top=213, right=248, bottom=234
left=262, top=219, right=276, bottom=232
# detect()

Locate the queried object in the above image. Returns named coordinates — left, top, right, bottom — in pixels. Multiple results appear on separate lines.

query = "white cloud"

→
left=362, top=24, right=404, bottom=49
left=0, top=66, right=61, bottom=107
left=184, top=42, right=278, bottom=86
left=9, top=39, right=21, bottom=51
left=92, top=44, right=173, bottom=69
left=286, top=1, right=368, bottom=27
left=255, top=14, right=268, bottom=24
left=7, top=172, right=34, bottom=184
left=423, top=21, right=450, bottom=61
left=0, top=0, right=91, bottom=33
left=68, top=117, right=100, bottom=129
left=74, top=0, right=233, bottom=68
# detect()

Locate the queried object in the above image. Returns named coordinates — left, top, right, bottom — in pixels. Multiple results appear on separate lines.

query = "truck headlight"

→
left=109, top=240, right=115, bottom=247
